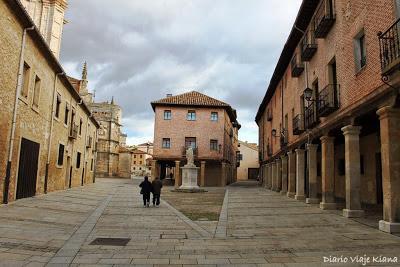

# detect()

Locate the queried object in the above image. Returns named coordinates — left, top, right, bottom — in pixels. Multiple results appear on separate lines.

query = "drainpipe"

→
left=81, top=112, right=91, bottom=186
left=93, top=129, right=98, bottom=183
left=44, top=72, right=65, bottom=194
left=3, top=26, right=35, bottom=204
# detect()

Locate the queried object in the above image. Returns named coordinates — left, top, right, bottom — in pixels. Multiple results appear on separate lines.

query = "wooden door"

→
left=16, top=138, right=40, bottom=199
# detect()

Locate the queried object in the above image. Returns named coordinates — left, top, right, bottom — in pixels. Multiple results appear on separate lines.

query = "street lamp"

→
left=304, top=87, right=314, bottom=102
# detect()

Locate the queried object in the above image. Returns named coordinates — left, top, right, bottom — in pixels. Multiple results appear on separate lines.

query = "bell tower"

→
left=20, top=0, right=68, bottom=59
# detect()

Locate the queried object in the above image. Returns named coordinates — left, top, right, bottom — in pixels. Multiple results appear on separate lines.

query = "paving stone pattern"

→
left=0, top=178, right=399, bottom=266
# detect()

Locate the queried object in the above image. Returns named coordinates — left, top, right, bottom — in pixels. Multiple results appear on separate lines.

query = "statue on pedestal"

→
left=186, top=147, right=194, bottom=166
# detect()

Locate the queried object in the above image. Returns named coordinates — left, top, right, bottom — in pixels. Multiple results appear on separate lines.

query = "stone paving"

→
left=0, top=178, right=399, bottom=266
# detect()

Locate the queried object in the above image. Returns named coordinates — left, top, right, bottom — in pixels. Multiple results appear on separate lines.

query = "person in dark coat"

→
left=151, top=177, right=163, bottom=206
left=139, top=176, right=152, bottom=207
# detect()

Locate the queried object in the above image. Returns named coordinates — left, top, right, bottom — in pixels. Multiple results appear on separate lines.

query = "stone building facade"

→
left=256, top=0, right=400, bottom=233
left=151, top=91, right=240, bottom=187
left=237, top=141, right=259, bottom=181
left=20, top=0, right=67, bottom=59
left=0, top=0, right=99, bottom=203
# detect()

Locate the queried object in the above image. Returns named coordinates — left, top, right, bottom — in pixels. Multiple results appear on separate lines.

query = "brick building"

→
left=237, top=141, right=259, bottom=181
left=256, top=0, right=400, bottom=233
left=0, top=0, right=99, bottom=203
left=151, top=91, right=240, bottom=187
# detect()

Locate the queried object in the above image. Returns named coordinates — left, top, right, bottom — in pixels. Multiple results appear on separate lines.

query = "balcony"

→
left=291, top=55, right=304, bottom=77
left=301, top=32, right=318, bottom=61
left=378, top=18, right=400, bottom=75
left=293, top=114, right=305, bottom=135
left=267, top=144, right=272, bottom=157
left=304, top=102, right=319, bottom=129
left=181, top=146, right=198, bottom=158
left=69, top=124, right=78, bottom=139
left=314, top=0, right=336, bottom=38
left=318, top=84, right=340, bottom=117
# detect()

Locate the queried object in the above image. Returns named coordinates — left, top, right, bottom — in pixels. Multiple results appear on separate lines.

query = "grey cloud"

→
left=60, top=0, right=302, bottom=144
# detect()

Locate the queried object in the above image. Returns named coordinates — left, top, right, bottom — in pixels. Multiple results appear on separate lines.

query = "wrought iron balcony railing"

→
left=314, top=0, right=336, bottom=38
left=379, top=18, right=400, bottom=75
left=318, top=84, right=340, bottom=117
left=293, top=114, right=305, bottom=135
left=304, top=102, right=319, bottom=129
left=291, top=54, right=305, bottom=77
left=301, top=31, right=318, bottom=61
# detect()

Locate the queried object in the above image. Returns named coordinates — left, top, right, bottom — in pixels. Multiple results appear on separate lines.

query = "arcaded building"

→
left=151, top=91, right=240, bottom=187
left=256, top=0, right=400, bottom=233
left=0, top=0, right=99, bottom=203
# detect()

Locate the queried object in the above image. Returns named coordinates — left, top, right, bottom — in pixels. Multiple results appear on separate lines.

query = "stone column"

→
left=287, top=151, right=296, bottom=198
left=221, top=162, right=227, bottom=186
left=174, top=160, right=181, bottom=188
left=271, top=161, right=276, bottom=191
left=377, top=107, right=400, bottom=233
left=306, top=144, right=319, bottom=204
left=320, top=136, right=337, bottom=210
left=266, top=163, right=272, bottom=189
left=152, top=160, right=159, bottom=180
left=276, top=158, right=282, bottom=192
left=200, top=161, right=206, bottom=187
left=280, top=155, right=288, bottom=195
left=295, top=149, right=306, bottom=200
left=341, top=125, right=364, bottom=218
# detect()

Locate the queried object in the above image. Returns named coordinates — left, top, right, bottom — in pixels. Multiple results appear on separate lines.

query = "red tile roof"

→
left=151, top=91, right=230, bottom=108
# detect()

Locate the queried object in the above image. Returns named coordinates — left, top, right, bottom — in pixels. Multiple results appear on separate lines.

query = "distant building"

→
left=151, top=91, right=240, bottom=187
left=69, top=65, right=127, bottom=178
left=237, top=141, right=259, bottom=181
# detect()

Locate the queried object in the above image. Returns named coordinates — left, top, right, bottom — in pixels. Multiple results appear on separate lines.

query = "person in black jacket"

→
left=151, top=177, right=163, bottom=207
left=139, top=176, right=152, bottom=207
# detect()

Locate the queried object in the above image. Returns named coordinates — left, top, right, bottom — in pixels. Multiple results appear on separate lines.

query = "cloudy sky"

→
left=60, top=0, right=302, bottom=145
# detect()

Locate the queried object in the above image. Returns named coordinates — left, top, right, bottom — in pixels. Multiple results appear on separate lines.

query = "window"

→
left=354, top=31, right=367, bottom=71
left=134, top=161, right=136, bottom=164
left=79, top=119, right=83, bottom=135
left=211, top=112, right=218, bottom=121
left=134, top=155, right=136, bottom=158
left=210, top=139, right=218, bottom=151
left=133, top=167, right=136, bottom=170
left=76, top=152, right=81, bottom=168
left=164, top=110, right=172, bottom=120
left=21, top=62, right=30, bottom=98
left=32, top=75, right=41, bottom=108
left=57, top=144, right=64, bottom=166
left=55, top=94, right=61, bottom=118
left=64, top=104, right=70, bottom=125
left=90, top=159, right=94, bottom=171
left=139, top=167, right=142, bottom=170
left=187, top=110, right=196, bottom=121
left=185, top=137, right=196, bottom=149
left=162, top=138, right=171, bottom=148
left=140, top=155, right=143, bottom=158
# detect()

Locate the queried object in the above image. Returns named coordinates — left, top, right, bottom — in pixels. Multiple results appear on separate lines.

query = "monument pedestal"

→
left=173, top=164, right=206, bottom=193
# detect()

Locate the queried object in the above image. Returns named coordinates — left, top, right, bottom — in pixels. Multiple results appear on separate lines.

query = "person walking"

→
left=139, top=176, right=152, bottom=207
left=151, top=177, right=163, bottom=207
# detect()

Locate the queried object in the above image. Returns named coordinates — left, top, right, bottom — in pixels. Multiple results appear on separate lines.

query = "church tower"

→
left=20, top=0, right=68, bottom=59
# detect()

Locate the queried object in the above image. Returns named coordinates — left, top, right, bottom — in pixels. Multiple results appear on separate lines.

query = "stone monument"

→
left=175, top=147, right=205, bottom=192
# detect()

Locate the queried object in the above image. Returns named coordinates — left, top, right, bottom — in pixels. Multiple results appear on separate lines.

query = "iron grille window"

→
left=211, top=112, right=218, bottom=121
left=57, top=144, right=64, bottom=166
left=164, top=110, right=171, bottom=120
left=187, top=110, right=196, bottom=121
left=162, top=138, right=171, bottom=149
left=185, top=137, right=196, bottom=149
left=64, top=104, right=70, bottom=125
left=210, top=139, right=218, bottom=151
